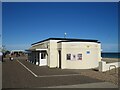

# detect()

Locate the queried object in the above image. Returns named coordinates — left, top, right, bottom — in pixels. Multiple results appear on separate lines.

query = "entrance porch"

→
left=27, top=49, right=47, bottom=66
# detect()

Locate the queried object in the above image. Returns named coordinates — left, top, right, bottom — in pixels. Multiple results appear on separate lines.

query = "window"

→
left=41, top=53, right=46, bottom=59
left=66, top=54, right=71, bottom=60
left=77, top=54, right=82, bottom=60
left=67, top=53, right=82, bottom=60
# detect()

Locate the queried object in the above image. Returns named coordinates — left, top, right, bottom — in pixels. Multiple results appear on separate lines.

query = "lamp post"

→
left=64, top=32, right=67, bottom=38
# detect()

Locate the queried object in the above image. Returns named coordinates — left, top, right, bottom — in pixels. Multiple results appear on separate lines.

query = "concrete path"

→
left=45, top=82, right=118, bottom=88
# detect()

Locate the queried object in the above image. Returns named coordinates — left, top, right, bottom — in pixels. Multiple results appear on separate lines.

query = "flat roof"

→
left=32, top=38, right=100, bottom=45
left=57, top=40, right=101, bottom=43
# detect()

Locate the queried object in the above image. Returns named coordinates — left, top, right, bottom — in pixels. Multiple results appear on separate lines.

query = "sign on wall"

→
left=72, top=54, right=76, bottom=60
left=86, top=51, right=90, bottom=54
left=77, top=54, right=82, bottom=60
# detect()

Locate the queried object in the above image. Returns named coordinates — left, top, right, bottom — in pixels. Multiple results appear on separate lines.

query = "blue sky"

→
left=2, top=2, right=118, bottom=52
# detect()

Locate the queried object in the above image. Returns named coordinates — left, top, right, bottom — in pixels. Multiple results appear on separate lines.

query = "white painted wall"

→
left=99, top=61, right=120, bottom=72
left=49, top=40, right=59, bottom=68
left=60, top=42, right=101, bottom=69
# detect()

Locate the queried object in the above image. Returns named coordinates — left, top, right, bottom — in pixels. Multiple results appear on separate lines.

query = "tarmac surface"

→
left=2, top=58, right=118, bottom=89
left=46, top=82, right=118, bottom=88
left=0, top=62, right=2, bottom=90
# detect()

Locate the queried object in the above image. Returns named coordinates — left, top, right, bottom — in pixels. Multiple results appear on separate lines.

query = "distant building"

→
left=11, top=50, right=25, bottom=57
left=28, top=38, right=102, bottom=69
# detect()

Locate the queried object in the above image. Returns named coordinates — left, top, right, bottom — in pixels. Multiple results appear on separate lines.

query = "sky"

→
left=2, top=2, right=118, bottom=52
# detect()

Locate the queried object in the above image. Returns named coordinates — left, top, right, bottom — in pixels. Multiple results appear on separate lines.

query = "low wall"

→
left=99, top=61, right=120, bottom=72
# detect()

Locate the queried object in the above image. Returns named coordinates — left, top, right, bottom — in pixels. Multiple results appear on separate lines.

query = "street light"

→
left=64, top=32, right=67, bottom=38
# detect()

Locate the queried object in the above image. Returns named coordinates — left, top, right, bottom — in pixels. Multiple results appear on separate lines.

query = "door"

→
left=39, top=51, right=47, bottom=66
left=58, top=50, right=61, bottom=68
left=36, top=52, right=39, bottom=65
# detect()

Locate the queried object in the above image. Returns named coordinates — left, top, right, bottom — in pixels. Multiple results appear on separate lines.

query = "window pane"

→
left=41, top=53, right=46, bottom=59
left=67, top=54, right=71, bottom=60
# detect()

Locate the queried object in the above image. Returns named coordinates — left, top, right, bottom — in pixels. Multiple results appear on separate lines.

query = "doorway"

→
left=39, top=51, right=47, bottom=66
left=58, top=50, right=61, bottom=68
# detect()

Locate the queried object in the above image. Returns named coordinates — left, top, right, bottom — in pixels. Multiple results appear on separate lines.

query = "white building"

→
left=28, top=38, right=102, bottom=69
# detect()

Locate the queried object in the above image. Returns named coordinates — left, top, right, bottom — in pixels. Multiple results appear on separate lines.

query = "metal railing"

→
left=109, top=65, right=117, bottom=74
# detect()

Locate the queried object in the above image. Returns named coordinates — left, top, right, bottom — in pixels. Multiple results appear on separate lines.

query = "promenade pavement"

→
left=0, top=62, right=2, bottom=90
left=2, top=58, right=118, bottom=89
